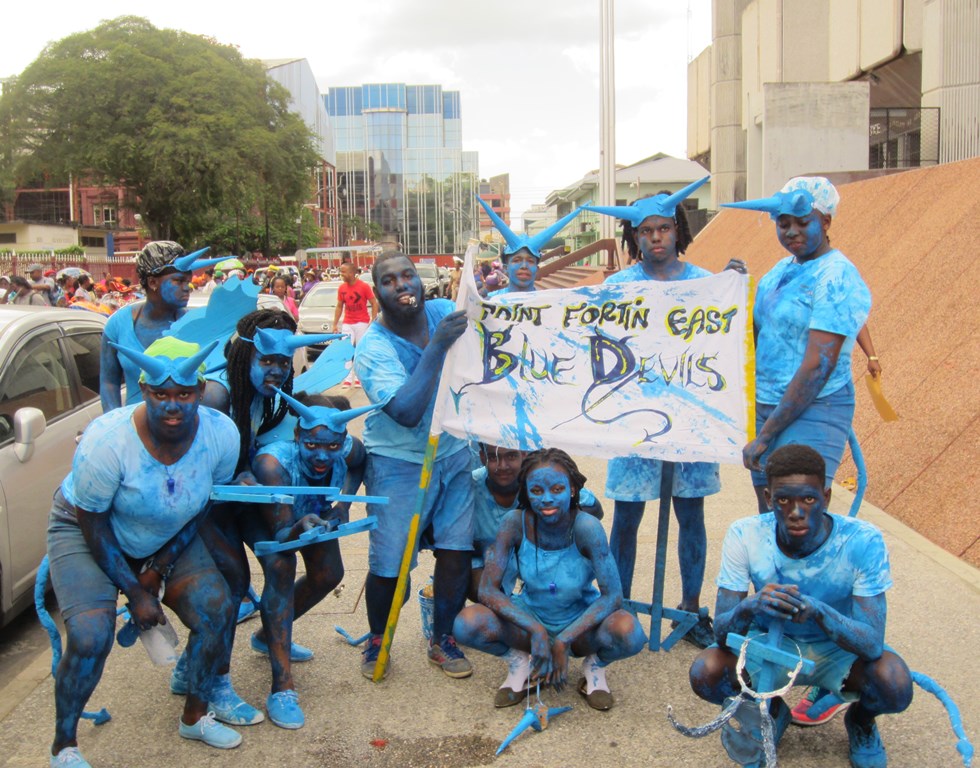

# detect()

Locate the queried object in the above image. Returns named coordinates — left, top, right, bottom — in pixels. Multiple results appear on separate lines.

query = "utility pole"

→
left=599, top=0, right=617, bottom=242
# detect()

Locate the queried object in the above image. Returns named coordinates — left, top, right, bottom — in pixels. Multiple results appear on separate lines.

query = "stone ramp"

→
left=684, top=157, right=980, bottom=567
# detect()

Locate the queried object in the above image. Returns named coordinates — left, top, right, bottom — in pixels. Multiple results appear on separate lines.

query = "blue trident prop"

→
left=496, top=682, right=572, bottom=756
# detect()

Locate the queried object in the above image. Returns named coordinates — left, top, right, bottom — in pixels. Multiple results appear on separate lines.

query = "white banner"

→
left=435, top=265, right=754, bottom=463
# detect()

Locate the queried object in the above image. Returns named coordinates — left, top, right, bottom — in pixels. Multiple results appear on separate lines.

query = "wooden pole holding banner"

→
left=372, top=241, right=482, bottom=682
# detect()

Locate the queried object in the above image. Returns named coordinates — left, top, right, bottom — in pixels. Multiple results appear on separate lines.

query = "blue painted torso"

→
left=103, top=303, right=147, bottom=405
left=514, top=512, right=599, bottom=634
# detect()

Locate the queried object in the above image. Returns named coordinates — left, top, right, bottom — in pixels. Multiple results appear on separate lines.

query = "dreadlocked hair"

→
left=516, top=448, right=587, bottom=513
left=620, top=190, right=695, bottom=263
left=226, top=309, right=298, bottom=471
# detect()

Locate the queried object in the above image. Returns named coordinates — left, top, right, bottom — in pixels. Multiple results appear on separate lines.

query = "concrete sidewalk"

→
left=0, top=419, right=976, bottom=767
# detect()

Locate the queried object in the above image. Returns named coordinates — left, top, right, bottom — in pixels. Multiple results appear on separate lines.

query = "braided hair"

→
left=225, top=308, right=298, bottom=471
left=135, top=241, right=186, bottom=290
left=620, top=191, right=695, bottom=263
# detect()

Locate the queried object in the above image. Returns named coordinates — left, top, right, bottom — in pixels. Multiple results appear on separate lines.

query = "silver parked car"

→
left=0, top=307, right=107, bottom=626
left=298, top=280, right=343, bottom=361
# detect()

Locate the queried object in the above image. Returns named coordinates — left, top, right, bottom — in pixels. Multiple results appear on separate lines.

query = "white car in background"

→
left=0, top=307, right=107, bottom=626
left=297, top=280, right=343, bottom=361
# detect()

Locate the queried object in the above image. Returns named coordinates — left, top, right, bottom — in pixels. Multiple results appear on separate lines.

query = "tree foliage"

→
left=0, top=17, right=319, bottom=245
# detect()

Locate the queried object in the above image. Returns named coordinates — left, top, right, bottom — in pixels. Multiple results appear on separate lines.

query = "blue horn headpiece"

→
left=110, top=340, right=218, bottom=387
left=172, top=247, right=227, bottom=273
left=720, top=190, right=815, bottom=221
left=584, top=175, right=710, bottom=226
left=273, top=387, right=382, bottom=431
left=242, top=328, right=344, bottom=357
left=475, top=196, right=586, bottom=258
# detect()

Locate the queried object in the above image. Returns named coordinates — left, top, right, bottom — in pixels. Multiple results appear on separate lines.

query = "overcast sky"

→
left=2, top=0, right=711, bottom=227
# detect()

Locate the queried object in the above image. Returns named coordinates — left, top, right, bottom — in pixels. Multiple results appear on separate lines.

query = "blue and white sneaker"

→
left=178, top=712, right=242, bottom=749
left=209, top=674, right=265, bottom=726
left=251, top=632, right=314, bottom=663
left=267, top=690, right=305, bottom=729
left=50, top=747, right=92, bottom=767
left=237, top=586, right=261, bottom=624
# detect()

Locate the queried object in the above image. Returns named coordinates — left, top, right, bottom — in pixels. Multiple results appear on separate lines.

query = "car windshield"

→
left=416, top=264, right=438, bottom=279
left=303, top=285, right=339, bottom=308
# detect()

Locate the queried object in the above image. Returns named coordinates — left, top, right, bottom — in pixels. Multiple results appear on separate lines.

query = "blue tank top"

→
left=514, top=511, right=599, bottom=634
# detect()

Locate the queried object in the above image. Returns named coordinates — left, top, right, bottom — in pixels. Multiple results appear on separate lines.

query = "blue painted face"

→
left=506, top=250, right=538, bottom=291
left=157, top=272, right=193, bottom=308
left=775, top=213, right=827, bottom=260
left=526, top=464, right=572, bottom=523
left=765, top=473, right=832, bottom=555
left=375, top=256, right=423, bottom=320
left=635, top=215, right=678, bottom=267
left=249, top=352, right=292, bottom=397
left=296, top=425, right=345, bottom=479
left=141, top=380, right=200, bottom=440
left=482, top=445, right=524, bottom=494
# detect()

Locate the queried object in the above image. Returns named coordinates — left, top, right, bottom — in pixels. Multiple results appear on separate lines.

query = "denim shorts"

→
left=606, top=456, right=721, bottom=501
left=750, top=384, right=854, bottom=488
left=737, top=627, right=899, bottom=702
left=46, top=492, right=220, bottom=621
left=366, top=449, right=474, bottom=577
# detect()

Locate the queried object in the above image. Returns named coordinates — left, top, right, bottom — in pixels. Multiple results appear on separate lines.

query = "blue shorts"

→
left=750, top=384, right=854, bottom=488
left=606, top=457, right=721, bottom=501
left=366, top=449, right=474, bottom=578
left=46, top=493, right=219, bottom=621
left=736, top=627, right=899, bottom=702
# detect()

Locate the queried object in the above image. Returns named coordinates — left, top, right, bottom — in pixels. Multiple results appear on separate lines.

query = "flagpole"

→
left=372, top=242, right=481, bottom=682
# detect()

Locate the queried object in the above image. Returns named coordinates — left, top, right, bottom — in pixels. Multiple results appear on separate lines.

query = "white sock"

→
left=582, top=654, right=609, bottom=694
left=499, top=648, right=531, bottom=692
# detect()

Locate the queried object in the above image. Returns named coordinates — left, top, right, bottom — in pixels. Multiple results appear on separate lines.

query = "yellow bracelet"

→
left=868, top=356, right=879, bottom=361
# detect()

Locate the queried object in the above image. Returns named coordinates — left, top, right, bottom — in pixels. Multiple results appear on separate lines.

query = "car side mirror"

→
left=13, top=407, right=46, bottom=462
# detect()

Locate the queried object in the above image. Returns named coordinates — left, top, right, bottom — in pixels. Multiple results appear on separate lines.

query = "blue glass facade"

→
left=325, top=83, right=477, bottom=255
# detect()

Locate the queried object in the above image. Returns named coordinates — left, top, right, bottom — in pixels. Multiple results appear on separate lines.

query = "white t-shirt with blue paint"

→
left=753, top=250, right=871, bottom=405
left=60, top=404, right=239, bottom=559
left=716, top=512, right=892, bottom=642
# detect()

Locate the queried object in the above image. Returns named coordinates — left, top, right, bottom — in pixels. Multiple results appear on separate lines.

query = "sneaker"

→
left=178, top=711, right=243, bottom=750
left=209, top=675, right=265, bottom=726
left=266, top=690, right=305, bottom=730
left=170, top=652, right=189, bottom=695
left=250, top=632, right=314, bottom=662
left=341, top=381, right=352, bottom=389
left=791, top=686, right=850, bottom=726
left=721, top=695, right=790, bottom=765
left=681, top=611, right=715, bottom=650
left=354, top=380, right=362, bottom=388
left=577, top=676, right=615, bottom=711
left=427, top=634, right=473, bottom=679
left=50, top=747, right=91, bottom=767
left=360, top=634, right=388, bottom=680
left=844, top=708, right=887, bottom=768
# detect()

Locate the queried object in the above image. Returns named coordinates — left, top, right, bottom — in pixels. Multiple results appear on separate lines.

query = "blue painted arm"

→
left=382, top=310, right=466, bottom=427
left=99, top=337, right=124, bottom=412
left=713, top=587, right=762, bottom=647
left=335, top=437, right=367, bottom=524
left=800, top=592, right=886, bottom=661
left=251, top=453, right=309, bottom=544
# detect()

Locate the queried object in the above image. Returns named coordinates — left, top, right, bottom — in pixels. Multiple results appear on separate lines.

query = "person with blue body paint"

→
left=586, top=178, right=746, bottom=649
left=689, top=444, right=912, bottom=768
left=455, top=449, right=646, bottom=710
left=353, top=252, right=475, bottom=680
left=475, top=195, right=586, bottom=298
left=722, top=177, right=871, bottom=514
left=100, top=241, right=224, bottom=412
left=46, top=338, right=245, bottom=766
left=247, top=390, right=375, bottom=729
left=469, top=443, right=604, bottom=604
left=171, top=309, right=336, bottom=727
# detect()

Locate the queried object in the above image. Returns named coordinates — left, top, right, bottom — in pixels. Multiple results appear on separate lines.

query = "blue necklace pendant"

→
left=167, top=478, right=175, bottom=494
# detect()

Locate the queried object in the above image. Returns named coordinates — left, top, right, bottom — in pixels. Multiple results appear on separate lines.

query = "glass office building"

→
left=325, top=83, right=479, bottom=256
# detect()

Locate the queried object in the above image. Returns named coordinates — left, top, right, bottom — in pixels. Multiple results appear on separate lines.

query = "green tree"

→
left=342, top=214, right=382, bottom=244
left=0, top=16, right=319, bottom=244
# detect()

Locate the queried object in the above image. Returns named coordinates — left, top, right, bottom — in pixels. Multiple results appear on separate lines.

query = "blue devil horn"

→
left=525, top=206, right=586, bottom=256
left=109, top=342, right=170, bottom=383
left=721, top=190, right=814, bottom=220
left=175, top=340, right=219, bottom=381
left=173, top=247, right=225, bottom=273
left=475, top=196, right=523, bottom=253
left=658, top=175, right=710, bottom=216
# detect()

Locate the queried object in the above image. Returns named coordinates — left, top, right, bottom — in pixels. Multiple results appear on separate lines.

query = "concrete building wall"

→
left=759, top=82, right=870, bottom=195
left=828, top=0, right=863, bottom=81
left=860, top=0, right=904, bottom=71
left=686, top=47, right=712, bottom=160
left=922, top=0, right=980, bottom=163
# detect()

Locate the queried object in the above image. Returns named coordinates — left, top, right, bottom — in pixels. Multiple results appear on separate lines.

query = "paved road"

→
left=1, top=387, right=976, bottom=767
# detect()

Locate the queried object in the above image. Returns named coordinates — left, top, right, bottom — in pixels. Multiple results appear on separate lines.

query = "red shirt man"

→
left=334, top=263, right=379, bottom=388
